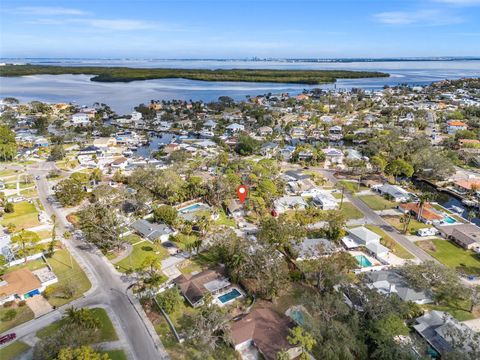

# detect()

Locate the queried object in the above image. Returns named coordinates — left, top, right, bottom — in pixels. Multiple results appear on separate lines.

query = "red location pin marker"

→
left=237, top=185, right=248, bottom=204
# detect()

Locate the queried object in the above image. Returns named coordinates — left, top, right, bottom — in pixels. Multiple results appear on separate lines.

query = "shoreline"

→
left=0, top=65, right=389, bottom=84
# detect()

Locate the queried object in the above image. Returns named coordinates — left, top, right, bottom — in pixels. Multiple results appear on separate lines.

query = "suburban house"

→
left=130, top=219, right=176, bottom=243
left=71, top=113, right=90, bottom=126
left=230, top=307, right=302, bottom=360
left=453, top=178, right=480, bottom=194
left=226, top=123, right=245, bottom=133
left=342, top=226, right=390, bottom=258
left=436, top=223, right=480, bottom=251
left=364, top=270, right=432, bottom=304
left=257, top=126, right=273, bottom=136
left=0, top=267, right=58, bottom=305
left=398, top=202, right=443, bottom=224
left=293, top=238, right=338, bottom=260
left=312, top=191, right=338, bottom=210
left=283, top=170, right=311, bottom=182
left=446, top=120, right=468, bottom=135
left=374, top=184, right=411, bottom=202
left=274, top=196, right=308, bottom=214
left=414, top=311, right=478, bottom=356
left=173, top=268, right=231, bottom=308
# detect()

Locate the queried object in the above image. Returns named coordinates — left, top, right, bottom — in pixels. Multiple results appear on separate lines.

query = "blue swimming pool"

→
left=178, top=203, right=204, bottom=213
left=355, top=255, right=373, bottom=268
left=218, top=289, right=242, bottom=304
left=442, top=216, right=456, bottom=224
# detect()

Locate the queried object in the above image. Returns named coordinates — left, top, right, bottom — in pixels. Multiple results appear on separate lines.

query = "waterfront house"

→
left=399, top=202, right=443, bottom=224
left=374, top=184, right=411, bottom=202
left=453, top=179, right=480, bottom=194
left=230, top=307, right=301, bottom=360
left=437, top=223, right=480, bottom=251
left=173, top=268, right=231, bottom=308
left=364, top=270, right=432, bottom=304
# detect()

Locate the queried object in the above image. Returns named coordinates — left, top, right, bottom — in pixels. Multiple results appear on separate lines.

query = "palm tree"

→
left=467, top=210, right=477, bottom=223
left=417, top=194, right=431, bottom=222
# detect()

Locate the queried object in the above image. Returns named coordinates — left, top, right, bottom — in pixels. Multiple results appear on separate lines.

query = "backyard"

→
left=417, top=239, right=480, bottom=276
left=0, top=201, right=40, bottom=229
left=337, top=180, right=368, bottom=194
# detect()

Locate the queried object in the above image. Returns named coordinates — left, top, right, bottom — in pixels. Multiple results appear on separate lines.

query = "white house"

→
left=312, top=191, right=338, bottom=210
left=226, top=123, right=245, bottom=133
left=374, top=184, right=411, bottom=202
left=71, top=113, right=90, bottom=126
left=0, top=267, right=58, bottom=305
left=274, top=196, right=308, bottom=214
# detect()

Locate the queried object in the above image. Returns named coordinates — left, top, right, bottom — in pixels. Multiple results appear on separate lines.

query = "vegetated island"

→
left=0, top=64, right=389, bottom=84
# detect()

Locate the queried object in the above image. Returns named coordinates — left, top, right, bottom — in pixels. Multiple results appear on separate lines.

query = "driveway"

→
left=26, top=295, right=52, bottom=318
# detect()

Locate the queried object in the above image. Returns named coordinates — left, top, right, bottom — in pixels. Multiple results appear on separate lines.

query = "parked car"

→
left=0, top=333, right=16, bottom=345
left=417, top=228, right=439, bottom=237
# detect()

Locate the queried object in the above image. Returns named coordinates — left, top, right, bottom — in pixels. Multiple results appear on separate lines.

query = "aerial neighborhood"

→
left=1, top=78, right=480, bottom=360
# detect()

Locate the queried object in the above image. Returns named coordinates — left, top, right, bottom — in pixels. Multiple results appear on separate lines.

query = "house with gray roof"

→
left=414, top=311, right=478, bottom=356
left=437, top=223, right=480, bottom=251
left=130, top=219, right=176, bottom=243
left=365, top=270, right=432, bottom=304
left=374, top=184, right=412, bottom=203
left=293, top=238, right=339, bottom=261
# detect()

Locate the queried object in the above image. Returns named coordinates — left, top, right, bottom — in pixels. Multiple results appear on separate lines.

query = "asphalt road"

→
left=317, top=168, right=437, bottom=262
left=1, top=162, right=168, bottom=360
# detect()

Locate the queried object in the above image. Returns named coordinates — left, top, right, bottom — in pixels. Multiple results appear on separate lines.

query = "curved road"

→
left=2, top=162, right=168, bottom=360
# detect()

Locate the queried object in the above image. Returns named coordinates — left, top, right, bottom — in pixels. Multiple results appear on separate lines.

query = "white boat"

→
left=449, top=205, right=464, bottom=214
left=123, top=150, right=134, bottom=157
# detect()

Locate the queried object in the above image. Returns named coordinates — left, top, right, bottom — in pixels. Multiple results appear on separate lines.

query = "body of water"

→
left=0, top=59, right=479, bottom=114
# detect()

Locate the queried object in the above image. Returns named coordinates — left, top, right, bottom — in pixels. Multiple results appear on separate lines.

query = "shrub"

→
left=2, top=300, right=15, bottom=308
left=18, top=300, right=27, bottom=307
left=4, top=202, right=14, bottom=213
left=1, top=309, right=17, bottom=321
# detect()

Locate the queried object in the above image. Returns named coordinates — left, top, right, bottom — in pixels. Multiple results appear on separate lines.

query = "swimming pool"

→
left=442, top=216, right=456, bottom=224
left=218, top=289, right=242, bottom=304
left=178, top=203, right=206, bottom=213
left=355, top=255, right=373, bottom=268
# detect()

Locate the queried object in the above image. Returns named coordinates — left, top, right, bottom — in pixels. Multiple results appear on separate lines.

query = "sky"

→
left=0, top=0, right=479, bottom=58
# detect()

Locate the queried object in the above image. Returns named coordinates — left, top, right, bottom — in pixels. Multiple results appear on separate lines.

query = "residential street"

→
left=317, top=168, right=437, bottom=262
left=1, top=161, right=169, bottom=360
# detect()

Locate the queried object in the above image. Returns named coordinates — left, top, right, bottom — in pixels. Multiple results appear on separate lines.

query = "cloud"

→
left=374, top=9, right=464, bottom=25
left=86, top=19, right=156, bottom=31
left=14, top=6, right=88, bottom=16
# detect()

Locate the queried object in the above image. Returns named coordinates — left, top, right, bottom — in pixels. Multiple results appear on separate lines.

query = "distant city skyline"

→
left=1, top=0, right=479, bottom=58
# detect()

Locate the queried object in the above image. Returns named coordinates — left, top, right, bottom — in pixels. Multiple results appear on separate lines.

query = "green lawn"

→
left=425, top=299, right=475, bottom=321
left=101, top=350, right=128, bottom=360
left=358, top=194, right=397, bottom=211
left=0, top=201, right=40, bottom=229
left=365, top=225, right=414, bottom=259
left=170, top=233, right=198, bottom=251
left=37, top=307, right=118, bottom=342
left=5, top=257, right=47, bottom=274
left=214, top=209, right=236, bottom=227
left=339, top=202, right=364, bottom=220
left=422, top=239, right=480, bottom=276
left=115, top=241, right=169, bottom=273
left=337, top=180, right=368, bottom=194
left=0, top=305, right=35, bottom=333
left=0, top=341, right=30, bottom=360
left=44, top=249, right=92, bottom=307
left=384, top=216, right=432, bottom=235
